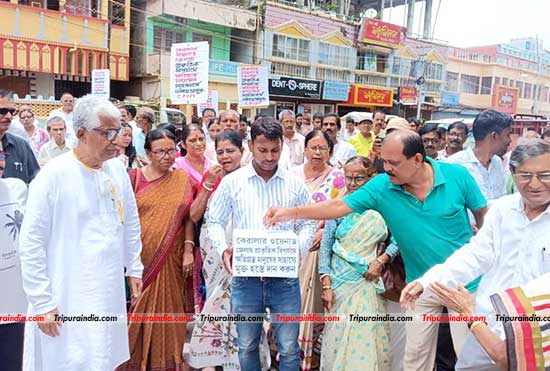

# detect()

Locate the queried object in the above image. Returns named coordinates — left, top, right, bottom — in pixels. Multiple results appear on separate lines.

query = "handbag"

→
left=377, top=242, right=406, bottom=302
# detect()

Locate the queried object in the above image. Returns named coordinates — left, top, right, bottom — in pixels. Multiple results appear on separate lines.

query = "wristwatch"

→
left=467, top=319, right=487, bottom=329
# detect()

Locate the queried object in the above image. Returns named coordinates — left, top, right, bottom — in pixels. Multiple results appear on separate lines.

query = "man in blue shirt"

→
left=265, top=129, right=488, bottom=371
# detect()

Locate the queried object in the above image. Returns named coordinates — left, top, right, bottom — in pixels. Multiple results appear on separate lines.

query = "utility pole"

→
left=416, top=56, right=425, bottom=120
left=533, top=34, right=542, bottom=114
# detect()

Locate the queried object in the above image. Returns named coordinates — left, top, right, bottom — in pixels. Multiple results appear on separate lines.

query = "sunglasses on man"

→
left=0, top=107, right=18, bottom=116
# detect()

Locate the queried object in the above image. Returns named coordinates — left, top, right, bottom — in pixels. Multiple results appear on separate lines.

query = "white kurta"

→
left=19, top=151, right=143, bottom=371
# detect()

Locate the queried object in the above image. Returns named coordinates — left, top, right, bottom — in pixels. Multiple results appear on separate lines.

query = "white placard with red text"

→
left=170, top=42, right=209, bottom=104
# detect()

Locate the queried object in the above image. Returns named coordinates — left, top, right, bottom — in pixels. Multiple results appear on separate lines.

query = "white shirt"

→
left=36, top=139, right=74, bottom=167
left=446, top=147, right=506, bottom=202
left=206, top=164, right=317, bottom=257
left=341, top=128, right=358, bottom=142
left=7, top=118, right=28, bottom=140
left=0, top=178, right=28, bottom=322
left=283, top=132, right=305, bottom=167
left=331, top=140, right=357, bottom=168
left=48, top=108, right=75, bottom=141
left=19, top=152, right=143, bottom=370
left=418, top=193, right=550, bottom=341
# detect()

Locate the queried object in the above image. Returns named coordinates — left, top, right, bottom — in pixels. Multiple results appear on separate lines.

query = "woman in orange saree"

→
left=118, top=128, right=195, bottom=371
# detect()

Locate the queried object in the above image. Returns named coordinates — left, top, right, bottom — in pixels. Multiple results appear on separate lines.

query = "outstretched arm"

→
left=264, top=199, right=353, bottom=227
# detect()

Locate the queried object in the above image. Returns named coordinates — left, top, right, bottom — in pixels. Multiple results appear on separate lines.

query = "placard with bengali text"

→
left=170, top=42, right=209, bottom=104
left=237, top=65, right=270, bottom=107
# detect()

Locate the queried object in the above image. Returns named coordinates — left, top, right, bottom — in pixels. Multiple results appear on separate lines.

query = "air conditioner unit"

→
left=248, top=0, right=258, bottom=9
left=31, top=1, right=42, bottom=8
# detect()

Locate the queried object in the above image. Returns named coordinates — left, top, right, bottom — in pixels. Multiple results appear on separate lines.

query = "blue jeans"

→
left=231, top=277, right=301, bottom=371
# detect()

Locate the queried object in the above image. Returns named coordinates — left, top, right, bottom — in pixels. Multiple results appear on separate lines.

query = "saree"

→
left=118, top=168, right=195, bottom=371
left=321, top=210, right=391, bottom=371
left=490, top=273, right=550, bottom=371
left=292, top=165, right=346, bottom=370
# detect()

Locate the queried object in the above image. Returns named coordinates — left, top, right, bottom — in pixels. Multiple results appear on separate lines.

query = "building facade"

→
left=0, top=0, right=130, bottom=100
left=441, top=38, right=550, bottom=118
left=129, top=0, right=257, bottom=118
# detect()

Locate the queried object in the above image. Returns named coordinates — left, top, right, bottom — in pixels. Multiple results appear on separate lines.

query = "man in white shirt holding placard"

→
left=207, top=117, right=317, bottom=371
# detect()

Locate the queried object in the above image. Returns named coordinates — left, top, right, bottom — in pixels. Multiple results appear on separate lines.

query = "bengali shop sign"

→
left=360, top=18, right=404, bottom=48
left=170, top=42, right=209, bottom=104
left=399, top=86, right=417, bottom=104
left=232, top=229, right=299, bottom=278
left=347, top=84, right=394, bottom=107
left=198, top=90, right=218, bottom=115
left=492, top=85, right=518, bottom=114
left=269, top=77, right=321, bottom=99
left=237, top=65, right=270, bottom=107
left=91, top=69, right=110, bottom=98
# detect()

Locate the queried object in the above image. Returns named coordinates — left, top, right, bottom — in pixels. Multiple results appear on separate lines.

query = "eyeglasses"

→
left=345, top=176, right=367, bottom=184
left=150, top=148, right=177, bottom=158
left=93, top=127, right=124, bottom=141
left=514, top=172, right=550, bottom=184
left=307, top=146, right=329, bottom=153
left=0, top=108, right=18, bottom=116
left=422, top=138, right=440, bottom=144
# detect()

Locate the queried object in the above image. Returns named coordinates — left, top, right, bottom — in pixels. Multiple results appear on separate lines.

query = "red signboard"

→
left=360, top=18, right=404, bottom=48
left=399, top=86, right=417, bottom=103
left=492, top=85, right=518, bottom=114
left=346, top=84, right=394, bottom=107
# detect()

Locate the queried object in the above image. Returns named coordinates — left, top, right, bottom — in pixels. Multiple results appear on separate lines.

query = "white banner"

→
left=91, top=69, right=110, bottom=98
left=237, top=65, right=270, bottom=107
left=170, top=42, right=209, bottom=104
left=232, top=229, right=299, bottom=278
left=198, top=90, right=218, bottom=116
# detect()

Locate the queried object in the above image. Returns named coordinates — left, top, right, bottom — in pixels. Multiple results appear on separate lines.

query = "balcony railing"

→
left=355, top=71, right=388, bottom=87
left=316, top=67, right=350, bottom=83
left=270, top=61, right=311, bottom=79
left=267, top=0, right=360, bottom=23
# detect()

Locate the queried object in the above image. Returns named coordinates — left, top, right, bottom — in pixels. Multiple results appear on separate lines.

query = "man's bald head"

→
left=383, top=130, right=426, bottom=160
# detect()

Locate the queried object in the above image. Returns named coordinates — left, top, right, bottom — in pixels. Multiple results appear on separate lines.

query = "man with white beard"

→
left=19, top=94, right=143, bottom=371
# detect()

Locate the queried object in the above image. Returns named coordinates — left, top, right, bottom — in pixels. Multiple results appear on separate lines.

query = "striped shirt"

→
left=206, top=163, right=317, bottom=257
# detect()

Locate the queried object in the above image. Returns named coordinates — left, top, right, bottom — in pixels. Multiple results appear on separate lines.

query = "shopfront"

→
left=337, top=84, right=394, bottom=116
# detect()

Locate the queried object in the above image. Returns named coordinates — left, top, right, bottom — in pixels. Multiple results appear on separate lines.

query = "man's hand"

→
left=263, top=207, right=293, bottom=227
left=364, top=259, right=383, bottom=281
left=400, top=281, right=424, bottom=310
left=321, top=288, right=335, bottom=311
left=38, top=308, right=62, bottom=337
left=128, top=276, right=143, bottom=302
left=222, top=245, right=233, bottom=274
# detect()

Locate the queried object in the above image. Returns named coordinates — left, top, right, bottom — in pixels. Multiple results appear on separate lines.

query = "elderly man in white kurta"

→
left=19, top=95, right=144, bottom=371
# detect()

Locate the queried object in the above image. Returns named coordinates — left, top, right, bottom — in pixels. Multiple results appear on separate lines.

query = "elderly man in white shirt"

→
left=280, top=109, right=305, bottom=167
left=446, top=110, right=512, bottom=203
left=37, top=116, right=74, bottom=167
left=401, top=138, right=550, bottom=371
left=48, top=92, right=75, bottom=141
left=19, top=95, right=143, bottom=371
left=321, top=113, right=356, bottom=168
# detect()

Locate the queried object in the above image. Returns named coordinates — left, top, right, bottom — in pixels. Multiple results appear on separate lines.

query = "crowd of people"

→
left=1, top=86, right=550, bottom=371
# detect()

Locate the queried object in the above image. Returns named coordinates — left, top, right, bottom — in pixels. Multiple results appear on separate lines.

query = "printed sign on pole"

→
left=170, top=42, right=209, bottom=104
left=237, top=65, right=270, bottom=107
left=198, top=90, right=219, bottom=115
left=91, top=69, right=110, bottom=98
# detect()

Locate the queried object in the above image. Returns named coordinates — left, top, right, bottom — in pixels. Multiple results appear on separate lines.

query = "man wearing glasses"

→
left=401, top=137, right=550, bottom=371
left=19, top=94, right=144, bottom=371
left=0, top=89, right=40, bottom=183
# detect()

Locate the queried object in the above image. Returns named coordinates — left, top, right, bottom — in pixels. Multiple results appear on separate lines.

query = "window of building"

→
left=425, top=62, right=443, bottom=80
left=359, top=51, right=378, bottom=71
left=480, top=77, right=492, bottom=95
left=515, top=81, right=523, bottom=97
left=272, top=33, right=310, bottom=62
left=522, top=82, right=533, bottom=99
left=461, top=74, right=480, bottom=94
left=319, top=42, right=348, bottom=68
left=446, top=71, right=459, bottom=92
left=153, top=26, right=185, bottom=52
left=111, top=0, right=125, bottom=26
left=509, top=79, right=514, bottom=87
left=494, top=77, right=500, bottom=86
left=502, top=77, right=508, bottom=86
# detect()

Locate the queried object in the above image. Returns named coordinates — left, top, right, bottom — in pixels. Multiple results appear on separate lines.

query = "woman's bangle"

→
left=184, top=240, right=195, bottom=247
left=202, top=183, right=213, bottom=192
left=468, top=320, right=486, bottom=331
left=375, top=257, right=385, bottom=265
left=322, top=285, right=332, bottom=290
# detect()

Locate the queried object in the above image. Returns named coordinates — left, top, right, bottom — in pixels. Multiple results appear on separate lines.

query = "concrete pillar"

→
left=423, top=0, right=433, bottom=39
left=406, top=0, right=415, bottom=36
left=379, top=0, right=385, bottom=20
